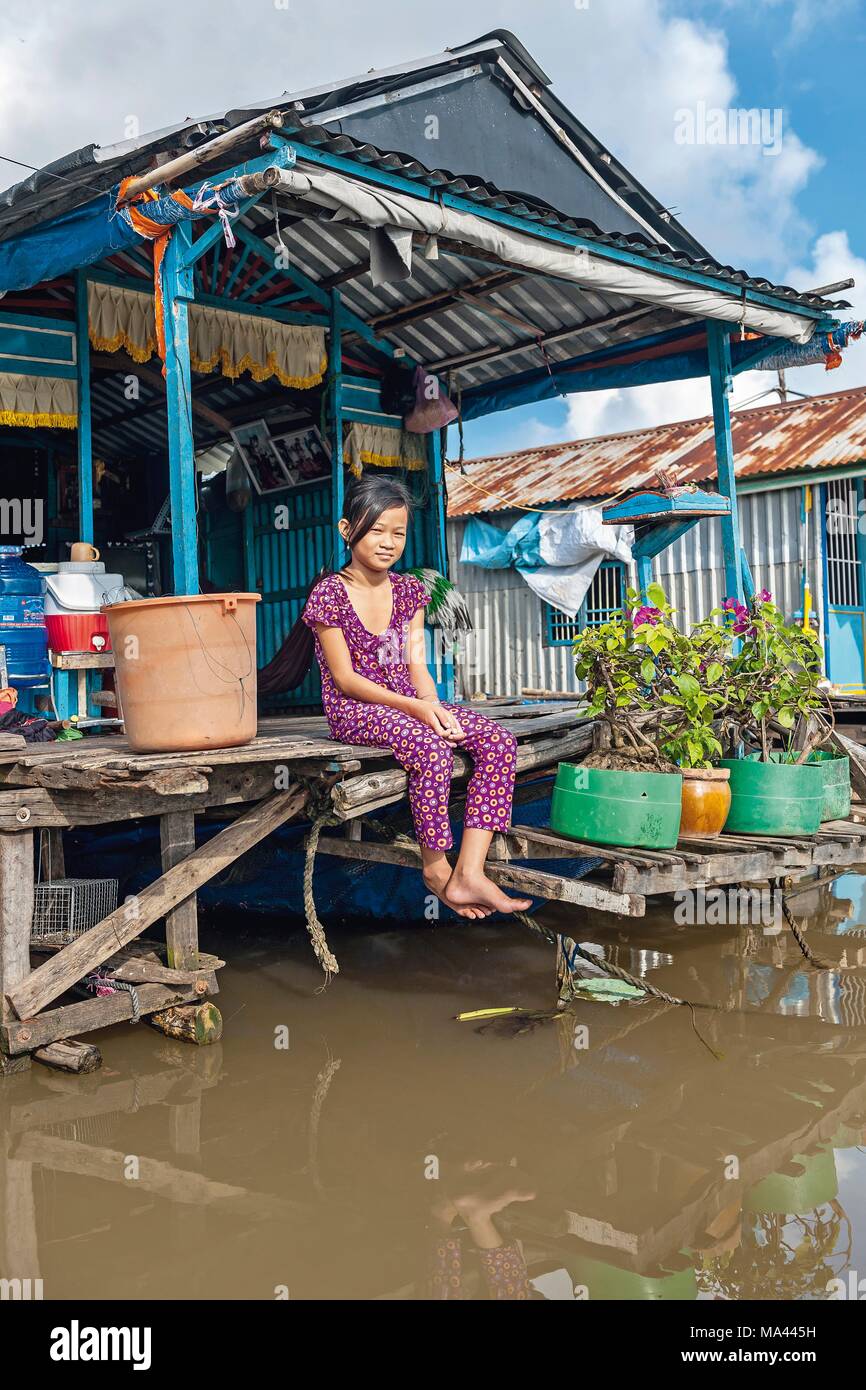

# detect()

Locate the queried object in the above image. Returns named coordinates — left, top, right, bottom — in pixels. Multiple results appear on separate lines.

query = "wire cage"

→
left=31, top=878, right=118, bottom=946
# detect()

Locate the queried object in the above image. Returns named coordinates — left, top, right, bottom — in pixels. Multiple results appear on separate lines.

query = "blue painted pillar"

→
left=328, top=291, right=346, bottom=569
left=74, top=270, right=94, bottom=543
left=161, top=222, right=199, bottom=595
left=706, top=320, right=744, bottom=604
left=428, top=429, right=448, bottom=576
left=636, top=553, right=654, bottom=597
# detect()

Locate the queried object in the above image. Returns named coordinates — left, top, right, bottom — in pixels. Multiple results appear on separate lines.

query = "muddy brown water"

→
left=3, top=872, right=866, bottom=1302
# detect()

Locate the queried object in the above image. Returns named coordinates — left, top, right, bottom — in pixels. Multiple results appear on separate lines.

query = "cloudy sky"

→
left=1, top=0, right=863, bottom=454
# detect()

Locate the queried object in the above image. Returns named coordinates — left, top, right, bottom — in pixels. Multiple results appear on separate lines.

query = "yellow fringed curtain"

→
left=0, top=372, right=77, bottom=428
left=343, top=422, right=428, bottom=479
left=87, top=281, right=327, bottom=388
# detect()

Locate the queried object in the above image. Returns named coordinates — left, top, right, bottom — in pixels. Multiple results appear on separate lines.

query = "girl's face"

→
left=345, top=504, right=409, bottom=572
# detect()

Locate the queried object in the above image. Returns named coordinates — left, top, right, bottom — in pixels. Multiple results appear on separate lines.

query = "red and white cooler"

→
left=42, top=561, right=126, bottom=654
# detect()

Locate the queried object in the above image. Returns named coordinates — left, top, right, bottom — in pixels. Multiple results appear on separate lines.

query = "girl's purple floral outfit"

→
left=302, top=571, right=517, bottom=850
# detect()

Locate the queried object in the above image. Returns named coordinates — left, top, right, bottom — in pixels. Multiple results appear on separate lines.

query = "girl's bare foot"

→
left=443, top=867, right=533, bottom=916
left=422, top=863, right=485, bottom=920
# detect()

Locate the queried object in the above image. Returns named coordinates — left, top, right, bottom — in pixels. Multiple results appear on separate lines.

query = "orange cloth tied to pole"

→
left=116, top=176, right=199, bottom=376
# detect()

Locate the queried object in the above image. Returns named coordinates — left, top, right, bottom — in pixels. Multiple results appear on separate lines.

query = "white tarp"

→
left=275, top=165, right=819, bottom=345
left=521, top=505, right=633, bottom=617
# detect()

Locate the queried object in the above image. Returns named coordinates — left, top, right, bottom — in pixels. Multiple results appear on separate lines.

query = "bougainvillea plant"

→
left=573, top=583, right=733, bottom=770
left=719, top=590, right=832, bottom=763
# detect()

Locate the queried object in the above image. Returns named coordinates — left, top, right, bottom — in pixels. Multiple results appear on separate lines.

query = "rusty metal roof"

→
left=446, top=384, right=866, bottom=515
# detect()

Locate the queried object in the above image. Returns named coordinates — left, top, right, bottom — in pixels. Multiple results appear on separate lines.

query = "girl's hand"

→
left=411, top=699, right=465, bottom=742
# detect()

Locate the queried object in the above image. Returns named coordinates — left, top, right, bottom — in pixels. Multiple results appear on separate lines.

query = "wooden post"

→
left=75, top=269, right=94, bottom=545
left=9, top=785, right=310, bottom=1021
left=39, top=827, right=65, bottom=882
left=329, top=290, right=345, bottom=566
left=0, top=833, right=34, bottom=1075
left=162, top=221, right=200, bottom=595
left=706, top=320, right=744, bottom=605
left=160, top=811, right=199, bottom=970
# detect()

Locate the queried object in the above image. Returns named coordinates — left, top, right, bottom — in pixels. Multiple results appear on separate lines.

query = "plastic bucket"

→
left=720, top=756, right=823, bottom=835
left=103, top=593, right=261, bottom=752
left=549, top=762, right=683, bottom=849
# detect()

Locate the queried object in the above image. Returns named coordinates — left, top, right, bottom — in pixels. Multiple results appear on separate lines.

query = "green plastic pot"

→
left=565, top=1252, right=697, bottom=1301
left=743, top=1146, right=838, bottom=1215
left=550, top=763, right=683, bottom=849
left=809, top=749, right=851, bottom=821
left=719, top=756, right=823, bottom=836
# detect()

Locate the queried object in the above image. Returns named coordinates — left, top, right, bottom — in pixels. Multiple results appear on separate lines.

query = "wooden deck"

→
left=1, top=698, right=864, bottom=1070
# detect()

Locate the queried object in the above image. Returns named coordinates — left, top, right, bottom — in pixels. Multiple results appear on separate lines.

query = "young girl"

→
left=301, top=475, right=532, bottom=920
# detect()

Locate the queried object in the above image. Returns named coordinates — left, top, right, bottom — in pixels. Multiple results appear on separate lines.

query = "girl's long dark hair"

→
left=257, top=475, right=415, bottom=695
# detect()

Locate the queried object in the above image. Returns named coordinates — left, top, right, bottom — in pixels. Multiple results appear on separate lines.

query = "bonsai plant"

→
left=550, top=583, right=732, bottom=848
left=719, top=591, right=843, bottom=833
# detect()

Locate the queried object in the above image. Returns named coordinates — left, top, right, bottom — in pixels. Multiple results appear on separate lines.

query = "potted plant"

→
left=718, top=592, right=840, bottom=834
left=551, top=583, right=730, bottom=848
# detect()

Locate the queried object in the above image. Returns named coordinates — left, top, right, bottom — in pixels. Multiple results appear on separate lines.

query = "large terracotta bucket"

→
left=103, top=593, right=261, bottom=752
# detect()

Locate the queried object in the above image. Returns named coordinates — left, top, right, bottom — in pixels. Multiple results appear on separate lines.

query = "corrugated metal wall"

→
left=447, top=485, right=824, bottom=697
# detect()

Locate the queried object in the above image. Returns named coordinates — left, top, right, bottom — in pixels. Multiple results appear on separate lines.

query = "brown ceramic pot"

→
left=680, top=767, right=731, bottom=838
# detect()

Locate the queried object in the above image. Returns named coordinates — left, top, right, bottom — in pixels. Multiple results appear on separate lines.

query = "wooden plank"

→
left=332, top=724, right=593, bottom=816
left=8, top=786, right=309, bottom=1020
left=0, top=763, right=309, bottom=830
left=50, top=651, right=115, bottom=670
left=160, top=810, right=199, bottom=970
left=0, top=831, right=34, bottom=1034
left=314, top=833, right=644, bottom=915
left=1, top=975, right=219, bottom=1054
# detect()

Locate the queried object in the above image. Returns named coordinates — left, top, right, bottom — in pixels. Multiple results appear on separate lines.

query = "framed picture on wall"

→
left=231, top=420, right=292, bottom=495
left=270, top=426, right=332, bottom=487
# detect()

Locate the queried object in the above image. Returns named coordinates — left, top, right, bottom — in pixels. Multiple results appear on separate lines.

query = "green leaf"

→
left=640, top=658, right=655, bottom=684
left=646, top=582, right=666, bottom=608
left=705, top=662, right=723, bottom=684
left=674, top=674, right=700, bottom=698
left=777, top=707, right=795, bottom=728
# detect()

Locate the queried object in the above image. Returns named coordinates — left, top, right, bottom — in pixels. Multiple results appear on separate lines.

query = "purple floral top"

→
left=301, top=570, right=431, bottom=735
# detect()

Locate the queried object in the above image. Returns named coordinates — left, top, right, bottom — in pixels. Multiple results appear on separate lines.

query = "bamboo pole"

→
left=116, top=110, right=287, bottom=204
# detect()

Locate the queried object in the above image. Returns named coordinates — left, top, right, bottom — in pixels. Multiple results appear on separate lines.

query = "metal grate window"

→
left=826, top=479, right=862, bottom=608
left=545, top=561, right=626, bottom=646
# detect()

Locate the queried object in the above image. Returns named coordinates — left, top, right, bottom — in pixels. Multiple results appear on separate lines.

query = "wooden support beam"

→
left=1, top=976, right=218, bottom=1055
left=160, top=810, right=200, bottom=970
left=8, top=785, right=309, bottom=1021
left=0, top=832, right=34, bottom=1075
left=315, top=834, right=643, bottom=916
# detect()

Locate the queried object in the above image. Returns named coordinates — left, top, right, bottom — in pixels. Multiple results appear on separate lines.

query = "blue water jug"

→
left=0, top=547, right=49, bottom=687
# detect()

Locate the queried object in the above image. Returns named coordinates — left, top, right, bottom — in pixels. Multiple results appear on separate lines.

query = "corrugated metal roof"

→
left=446, top=385, right=866, bottom=515
left=0, top=33, right=845, bottom=319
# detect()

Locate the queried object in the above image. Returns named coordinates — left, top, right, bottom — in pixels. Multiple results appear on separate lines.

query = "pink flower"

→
left=757, top=588, right=772, bottom=603
left=632, top=605, right=661, bottom=627
left=722, top=596, right=754, bottom=636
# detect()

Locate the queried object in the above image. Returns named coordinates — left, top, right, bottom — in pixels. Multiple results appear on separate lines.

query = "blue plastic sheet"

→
left=459, top=514, right=544, bottom=569
left=0, top=192, right=142, bottom=294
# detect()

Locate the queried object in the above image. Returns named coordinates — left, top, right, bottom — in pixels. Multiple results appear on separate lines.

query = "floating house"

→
left=447, top=385, right=866, bottom=698
left=0, top=29, right=863, bottom=1067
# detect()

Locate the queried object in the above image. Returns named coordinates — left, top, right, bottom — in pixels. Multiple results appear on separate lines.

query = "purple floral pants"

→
left=335, top=701, right=518, bottom=851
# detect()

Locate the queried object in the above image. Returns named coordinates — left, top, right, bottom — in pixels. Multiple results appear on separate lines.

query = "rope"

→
left=83, top=971, right=142, bottom=1022
left=780, top=887, right=865, bottom=973
left=302, top=810, right=342, bottom=985
left=514, top=911, right=732, bottom=1012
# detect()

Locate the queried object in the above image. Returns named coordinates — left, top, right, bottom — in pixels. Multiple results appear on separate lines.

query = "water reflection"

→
left=2, top=872, right=866, bottom=1301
